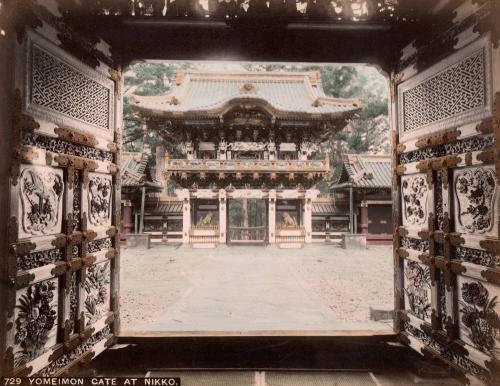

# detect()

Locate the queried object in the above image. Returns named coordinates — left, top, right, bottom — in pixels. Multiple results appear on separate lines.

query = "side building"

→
left=330, top=154, right=392, bottom=244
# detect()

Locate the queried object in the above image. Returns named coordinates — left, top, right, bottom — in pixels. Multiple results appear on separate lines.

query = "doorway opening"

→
left=228, top=198, right=268, bottom=245
left=120, top=60, right=393, bottom=336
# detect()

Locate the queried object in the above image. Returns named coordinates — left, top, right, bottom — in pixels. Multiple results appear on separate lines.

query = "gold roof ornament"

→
left=240, top=82, right=258, bottom=94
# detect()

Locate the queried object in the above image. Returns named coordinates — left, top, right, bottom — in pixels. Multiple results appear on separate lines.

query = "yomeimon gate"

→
left=131, top=70, right=361, bottom=248
left=0, top=0, right=499, bottom=384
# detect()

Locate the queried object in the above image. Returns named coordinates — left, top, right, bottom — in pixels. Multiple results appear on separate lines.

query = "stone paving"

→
left=120, top=244, right=394, bottom=332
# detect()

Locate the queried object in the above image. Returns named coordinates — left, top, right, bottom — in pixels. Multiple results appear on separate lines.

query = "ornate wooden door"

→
left=0, top=5, right=122, bottom=376
left=393, top=1, right=499, bottom=384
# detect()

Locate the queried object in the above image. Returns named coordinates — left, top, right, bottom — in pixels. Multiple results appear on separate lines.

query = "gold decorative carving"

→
left=395, top=165, right=406, bottom=175
left=397, top=226, right=408, bottom=237
left=84, top=230, right=98, bottom=241
left=107, top=142, right=118, bottom=153
left=54, top=126, right=98, bottom=147
left=105, top=249, right=117, bottom=259
left=107, top=163, right=119, bottom=174
left=81, top=255, right=96, bottom=267
left=12, top=241, right=36, bottom=255
left=109, top=67, right=123, bottom=97
left=390, top=72, right=403, bottom=100
left=67, top=258, right=82, bottom=273
left=239, top=82, right=258, bottom=94
left=415, top=128, right=460, bottom=149
left=52, top=234, right=68, bottom=248
left=477, top=147, right=496, bottom=164
left=54, top=154, right=98, bottom=171
left=480, top=239, right=500, bottom=254
left=104, top=336, right=116, bottom=349
left=396, top=143, right=406, bottom=154
left=480, top=268, right=500, bottom=285
left=50, top=261, right=67, bottom=276
left=12, top=272, right=36, bottom=289
left=48, top=345, right=65, bottom=363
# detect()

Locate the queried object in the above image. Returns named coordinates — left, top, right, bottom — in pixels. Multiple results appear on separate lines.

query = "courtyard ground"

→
left=120, top=244, right=394, bottom=333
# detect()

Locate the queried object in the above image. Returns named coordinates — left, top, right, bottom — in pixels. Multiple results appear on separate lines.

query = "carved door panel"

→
left=2, top=19, right=122, bottom=377
left=393, top=16, right=500, bottom=385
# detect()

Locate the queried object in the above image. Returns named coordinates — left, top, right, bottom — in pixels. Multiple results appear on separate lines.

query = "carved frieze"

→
left=453, top=167, right=497, bottom=236
left=23, top=132, right=114, bottom=163
left=456, top=247, right=500, bottom=269
left=17, top=248, right=64, bottom=271
left=86, top=174, right=113, bottom=227
left=399, top=135, right=495, bottom=165
left=401, top=174, right=430, bottom=228
left=14, top=279, right=58, bottom=367
left=84, top=262, right=110, bottom=326
left=18, top=166, right=64, bottom=239
left=87, top=238, right=112, bottom=254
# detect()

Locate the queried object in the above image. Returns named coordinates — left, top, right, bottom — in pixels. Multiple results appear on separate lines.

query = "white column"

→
left=304, top=200, right=312, bottom=244
left=219, top=189, right=227, bottom=244
left=181, top=189, right=191, bottom=244
left=304, top=189, right=318, bottom=243
left=268, top=189, right=276, bottom=244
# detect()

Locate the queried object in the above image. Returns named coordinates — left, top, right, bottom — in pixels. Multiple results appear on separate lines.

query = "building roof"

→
left=331, top=154, right=392, bottom=189
left=121, top=152, right=162, bottom=189
left=130, top=70, right=362, bottom=120
left=145, top=200, right=183, bottom=215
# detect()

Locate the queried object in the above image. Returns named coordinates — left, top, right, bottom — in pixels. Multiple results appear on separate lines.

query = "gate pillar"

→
left=180, top=189, right=191, bottom=244
left=219, top=189, right=227, bottom=244
left=268, top=189, right=276, bottom=243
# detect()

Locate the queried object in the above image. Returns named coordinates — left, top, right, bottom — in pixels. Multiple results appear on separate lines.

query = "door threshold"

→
left=118, top=328, right=396, bottom=338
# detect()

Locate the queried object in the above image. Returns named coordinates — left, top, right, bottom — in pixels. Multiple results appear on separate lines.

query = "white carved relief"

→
left=457, top=276, right=500, bottom=358
left=84, top=261, right=110, bottom=326
left=87, top=173, right=113, bottom=227
left=454, top=166, right=497, bottom=236
left=404, top=259, right=432, bottom=323
left=18, top=165, right=64, bottom=238
left=401, top=174, right=430, bottom=227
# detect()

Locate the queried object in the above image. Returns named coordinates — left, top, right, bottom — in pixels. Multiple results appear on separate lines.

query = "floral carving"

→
left=402, top=175, right=428, bottom=226
left=84, top=262, right=110, bottom=325
left=88, top=175, right=112, bottom=226
left=19, top=167, right=64, bottom=236
left=14, top=280, right=57, bottom=367
left=460, top=281, right=500, bottom=357
left=456, top=247, right=500, bottom=269
left=455, top=168, right=496, bottom=234
left=17, top=248, right=64, bottom=271
left=404, top=261, right=431, bottom=321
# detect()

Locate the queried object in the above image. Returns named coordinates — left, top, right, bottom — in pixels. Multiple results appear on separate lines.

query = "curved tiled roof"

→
left=332, top=154, right=392, bottom=189
left=121, top=152, right=162, bottom=190
left=131, top=70, right=362, bottom=119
